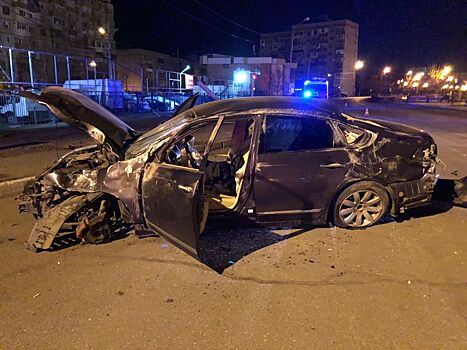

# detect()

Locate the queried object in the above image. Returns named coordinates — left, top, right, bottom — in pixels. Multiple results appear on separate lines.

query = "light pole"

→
left=98, top=26, right=113, bottom=80
left=289, top=17, right=310, bottom=64
left=381, top=66, right=391, bottom=94
left=89, top=60, right=98, bottom=102
left=354, top=60, right=364, bottom=96
left=179, top=65, right=190, bottom=92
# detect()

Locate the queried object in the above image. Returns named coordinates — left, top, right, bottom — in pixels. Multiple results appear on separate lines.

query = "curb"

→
left=0, top=176, right=34, bottom=199
left=399, top=103, right=467, bottom=113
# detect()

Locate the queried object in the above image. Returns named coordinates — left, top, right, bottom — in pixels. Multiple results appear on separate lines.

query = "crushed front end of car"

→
left=16, top=87, right=143, bottom=252
left=17, top=145, right=132, bottom=251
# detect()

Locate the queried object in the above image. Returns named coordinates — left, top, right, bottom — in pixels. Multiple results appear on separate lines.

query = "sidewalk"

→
left=399, top=101, right=467, bottom=112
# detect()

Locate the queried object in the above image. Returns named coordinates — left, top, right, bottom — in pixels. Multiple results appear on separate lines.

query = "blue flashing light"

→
left=303, top=90, right=312, bottom=98
left=234, top=70, right=248, bottom=84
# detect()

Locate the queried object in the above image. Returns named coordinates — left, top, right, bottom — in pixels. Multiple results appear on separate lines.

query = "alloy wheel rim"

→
left=338, top=190, right=383, bottom=227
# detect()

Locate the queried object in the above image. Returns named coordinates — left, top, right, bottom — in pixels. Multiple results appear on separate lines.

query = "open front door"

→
left=141, top=163, right=204, bottom=258
left=140, top=117, right=224, bottom=259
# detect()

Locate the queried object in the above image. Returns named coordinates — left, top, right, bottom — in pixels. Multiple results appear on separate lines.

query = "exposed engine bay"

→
left=18, top=145, right=130, bottom=251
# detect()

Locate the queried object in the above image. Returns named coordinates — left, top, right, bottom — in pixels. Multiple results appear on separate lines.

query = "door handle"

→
left=178, top=185, right=193, bottom=193
left=320, top=162, right=345, bottom=169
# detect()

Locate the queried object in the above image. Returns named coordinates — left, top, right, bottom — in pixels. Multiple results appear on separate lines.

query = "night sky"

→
left=112, top=0, right=466, bottom=71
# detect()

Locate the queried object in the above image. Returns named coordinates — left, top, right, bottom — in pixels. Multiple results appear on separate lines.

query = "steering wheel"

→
left=183, top=136, right=201, bottom=169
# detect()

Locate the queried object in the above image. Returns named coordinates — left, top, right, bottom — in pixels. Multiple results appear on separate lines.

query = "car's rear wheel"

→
left=333, top=182, right=389, bottom=228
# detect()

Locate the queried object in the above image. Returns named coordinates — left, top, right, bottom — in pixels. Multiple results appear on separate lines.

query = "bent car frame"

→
left=18, top=87, right=437, bottom=262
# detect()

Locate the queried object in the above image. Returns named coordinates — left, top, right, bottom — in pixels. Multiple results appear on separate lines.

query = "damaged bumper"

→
left=388, top=170, right=437, bottom=214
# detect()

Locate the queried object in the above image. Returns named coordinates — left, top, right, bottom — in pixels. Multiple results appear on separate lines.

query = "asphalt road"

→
left=0, top=103, right=466, bottom=349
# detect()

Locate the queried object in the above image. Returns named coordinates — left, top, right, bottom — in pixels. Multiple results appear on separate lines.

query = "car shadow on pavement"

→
left=198, top=178, right=464, bottom=273
left=199, top=221, right=313, bottom=273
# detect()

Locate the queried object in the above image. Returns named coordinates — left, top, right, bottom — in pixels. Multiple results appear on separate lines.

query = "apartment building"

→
left=260, top=19, right=359, bottom=96
left=0, top=0, right=115, bottom=83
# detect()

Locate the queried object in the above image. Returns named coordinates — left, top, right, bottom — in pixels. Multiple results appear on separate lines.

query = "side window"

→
left=163, top=122, right=216, bottom=168
left=259, top=115, right=333, bottom=154
left=208, top=118, right=255, bottom=162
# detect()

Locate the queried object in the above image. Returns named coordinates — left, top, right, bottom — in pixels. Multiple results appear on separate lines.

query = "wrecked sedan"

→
left=19, top=87, right=437, bottom=259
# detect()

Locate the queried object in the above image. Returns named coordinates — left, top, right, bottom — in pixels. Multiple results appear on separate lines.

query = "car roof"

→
left=181, top=96, right=341, bottom=119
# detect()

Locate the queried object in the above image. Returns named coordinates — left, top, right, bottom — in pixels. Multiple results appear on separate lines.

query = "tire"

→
left=333, top=181, right=389, bottom=229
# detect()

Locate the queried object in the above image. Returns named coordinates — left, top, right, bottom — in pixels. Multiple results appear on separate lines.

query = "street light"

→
left=383, top=66, right=391, bottom=75
left=289, top=17, right=310, bottom=64
left=89, top=60, right=97, bottom=68
left=180, top=65, right=191, bottom=74
left=413, top=72, right=424, bottom=81
left=98, top=25, right=113, bottom=80
left=355, top=60, right=364, bottom=70
left=354, top=60, right=365, bottom=95
left=442, top=66, right=452, bottom=76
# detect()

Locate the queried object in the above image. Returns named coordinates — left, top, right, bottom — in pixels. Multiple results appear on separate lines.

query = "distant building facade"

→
left=115, top=49, right=196, bottom=92
left=260, top=19, right=359, bottom=96
left=200, top=54, right=296, bottom=96
left=0, top=0, right=115, bottom=55
left=0, top=0, right=115, bottom=83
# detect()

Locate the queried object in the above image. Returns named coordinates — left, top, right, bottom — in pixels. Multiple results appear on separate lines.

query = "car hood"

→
left=20, top=87, right=138, bottom=154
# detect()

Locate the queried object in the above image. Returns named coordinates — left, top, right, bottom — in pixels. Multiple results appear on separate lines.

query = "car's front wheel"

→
left=333, top=181, right=389, bottom=228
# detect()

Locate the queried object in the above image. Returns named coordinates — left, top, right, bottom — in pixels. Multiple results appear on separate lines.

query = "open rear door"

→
left=141, top=163, right=204, bottom=258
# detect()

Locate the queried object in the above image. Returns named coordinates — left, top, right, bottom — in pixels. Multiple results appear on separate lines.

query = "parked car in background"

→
left=0, top=95, right=50, bottom=123
left=19, top=87, right=437, bottom=264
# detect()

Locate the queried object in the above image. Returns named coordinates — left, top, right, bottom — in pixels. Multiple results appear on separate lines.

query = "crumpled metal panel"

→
left=96, top=155, right=146, bottom=222
left=25, top=194, right=101, bottom=252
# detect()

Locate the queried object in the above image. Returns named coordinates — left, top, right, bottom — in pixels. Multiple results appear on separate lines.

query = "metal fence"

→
left=0, top=45, right=244, bottom=127
left=0, top=90, right=199, bottom=126
left=0, top=94, right=56, bottom=125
